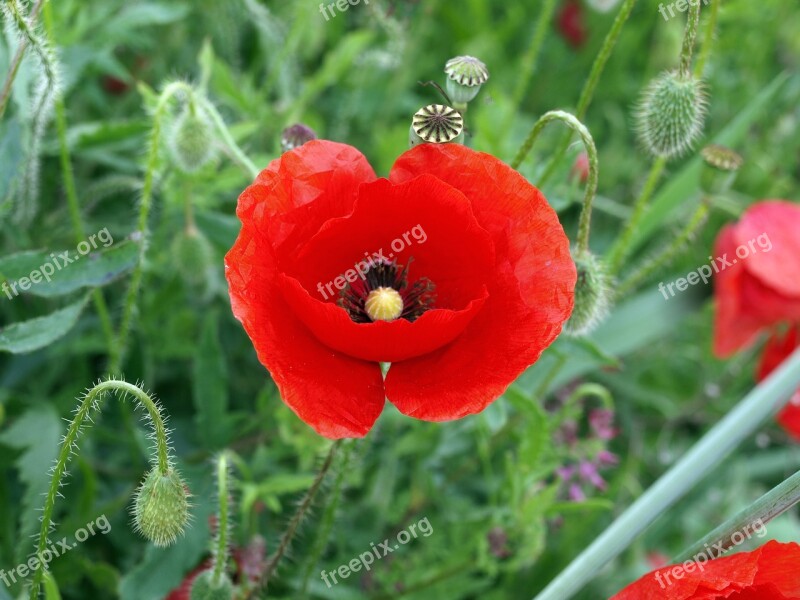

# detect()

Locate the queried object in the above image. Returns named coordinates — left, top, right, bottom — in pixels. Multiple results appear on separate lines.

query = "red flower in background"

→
left=757, top=325, right=800, bottom=440
left=558, top=0, right=587, bottom=48
left=225, top=141, right=575, bottom=438
left=612, top=540, right=800, bottom=599
left=713, top=201, right=800, bottom=357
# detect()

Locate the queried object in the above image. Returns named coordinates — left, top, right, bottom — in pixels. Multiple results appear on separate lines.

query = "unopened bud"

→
left=133, top=468, right=191, bottom=547
left=281, top=123, right=317, bottom=153
left=172, top=225, right=214, bottom=287
left=190, top=571, right=234, bottom=600
left=564, top=251, right=611, bottom=336
left=168, top=105, right=217, bottom=172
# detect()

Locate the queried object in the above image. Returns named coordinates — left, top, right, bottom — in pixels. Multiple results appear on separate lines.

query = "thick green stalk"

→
left=212, top=452, right=231, bottom=585
left=532, top=347, right=800, bottom=600
left=29, top=380, right=171, bottom=600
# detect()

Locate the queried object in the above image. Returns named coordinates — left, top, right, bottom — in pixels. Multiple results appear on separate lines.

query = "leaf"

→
left=0, top=240, right=139, bottom=298
left=192, top=311, right=231, bottom=449
left=42, top=572, right=63, bottom=600
left=0, top=297, right=89, bottom=354
left=107, top=3, right=190, bottom=30
left=0, top=117, right=24, bottom=209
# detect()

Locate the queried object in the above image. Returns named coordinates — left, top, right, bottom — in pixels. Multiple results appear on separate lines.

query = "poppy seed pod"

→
left=133, top=468, right=191, bottom=547
left=409, top=104, right=464, bottom=146
left=168, top=104, right=217, bottom=173
left=700, top=144, right=743, bottom=195
left=190, top=571, right=234, bottom=600
left=636, top=70, right=707, bottom=160
left=564, top=251, right=611, bottom=336
left=444, top=55, right=489, bottom=105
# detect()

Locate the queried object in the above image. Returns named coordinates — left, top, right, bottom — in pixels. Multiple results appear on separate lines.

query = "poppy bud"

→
left=636, top=70, right=707, bottom=160
left=172, top=225, right=214, bottom=287
left=409, top=104, right=464, bottom=147
left=190, top=571, right=234, bottom=600
left=281, top=123, right=317, bottom=153
left=700, top=144, right=743, bottom=195
left=444, top=55, right=489, bottom=107
left=168, top=104, right=217, bottom=173
left=133, top=468, right=191, bottom=547
left=564, top=251, right=611, bottom=336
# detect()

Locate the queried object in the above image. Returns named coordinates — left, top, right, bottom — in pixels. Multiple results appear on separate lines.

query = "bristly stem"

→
left=695, top=0, right=719, bottom=77
left=532, top=347, right=800, bottom=600
left=29, top=379, right=172, bottom=600
left=617, top=194, right=711, bottom=295
left=198, top=97, right=259, bottom=179
left=261, top=440, right=342, bottom=592
left=679, top=0, right=703, bottom=79
left=512, top=110, right=598, bottom=255
left=0, top=0, right=46, bottom=120
left=534, top=0, right=638, bottom=189
left=212, top=452, right=231, bottom=586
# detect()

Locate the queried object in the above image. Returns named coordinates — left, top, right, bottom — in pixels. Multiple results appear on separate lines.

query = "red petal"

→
left=757, top=326, right=800, bottom=441
left=386, top=144, right=575, bottom=421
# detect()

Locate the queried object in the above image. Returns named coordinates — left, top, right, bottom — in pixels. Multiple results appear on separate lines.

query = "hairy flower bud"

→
left=172, top=225, right=214, bottom=287
left=281, top=123, right=317, bottom=153
left=636, top=70, right=707, bottom=160
left=168, top=105, right=217, bottom=172
left=564, top=251, right=611, bottom=336
left=409, top=104, right=464, bottom=147
left=444, top=55, right=489, bottom=106
left=190, top=571, right=234, bottom=600
left=133, top=468, right=191, bottom=547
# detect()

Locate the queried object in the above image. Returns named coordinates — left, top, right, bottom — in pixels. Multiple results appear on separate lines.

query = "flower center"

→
left=338, top=258, right=435, bottom=324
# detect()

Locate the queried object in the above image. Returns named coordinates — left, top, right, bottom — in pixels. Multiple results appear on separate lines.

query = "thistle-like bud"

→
left=281, top=123, right=317, bottom=153
left=168, top=104, right=217, bottom=172
left=444, top=55, right=489, bottom=107
left=190, top=571, right=234, bottom=600
left=409, top=104, right=464, bottom=147
left=172, top=225, right=214, bottom=287
left=636, top=70, right=707, bottom=160
left=133, top=468, right=191, bottom=547
left=700, top=144, right=743, bottom=195
left=564, top=251, right=611, bottom=337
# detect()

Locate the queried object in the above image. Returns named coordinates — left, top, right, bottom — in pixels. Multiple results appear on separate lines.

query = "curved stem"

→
left=212, top=452, right=231, bottom=585
left=617, top=194, right=711, bottom=295
left=29, top=379, right=171, bottom=599
left=261, top=440, right=342, bottom=591
left=534, top=0, right=638, bottom=188
left=512, top=110, right=598, bottom=254
left=532, top=347, right=800, bottom=600
left=606, top=157, right=666, bottom=275
left=694, top=0, right=719, bottom=77
left=199, top=98, right=259, bottom=180
left=679, top=0, right=702, bottom=79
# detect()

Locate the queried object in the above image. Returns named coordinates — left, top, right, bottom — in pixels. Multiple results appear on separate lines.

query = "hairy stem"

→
left=679, top=0, right=703, bottom=79
left=212, top=452, right=231, bottom=585
left=0, top=0, right=45, bottom=119
left=198, top=97, right=259, bottom=179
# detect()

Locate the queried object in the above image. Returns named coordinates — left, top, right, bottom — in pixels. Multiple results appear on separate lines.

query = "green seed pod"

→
left=172, top=226, right=214, bottom=287
left=409, top=104, right=464, bottom=147
left=564, top=251, right=611, bottom=337
left=190, top=571, right=234, bottom=600
left=444, top=56, right=489, bottom=106
left=700, top=144, right=743, bottom=195
left=636, top=71, right=707, bottom=160
left=281, top=123, right=317, bottom=153
left=168, top=105, right=217, bottom=173
left=133, top=468, right=191, bottom=547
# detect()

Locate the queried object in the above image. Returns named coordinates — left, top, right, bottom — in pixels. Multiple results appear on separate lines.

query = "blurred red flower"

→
left=713, top=200, right=800, bottom=357
left=612, top=540, right=800, bottom=599
left=558, top=0, right=587, bottom=48
left=225, top=141, right=575, bottom=438
left=757, top=325, right=800, bottom=440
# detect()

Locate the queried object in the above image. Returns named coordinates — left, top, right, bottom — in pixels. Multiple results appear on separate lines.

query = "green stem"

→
left=212, top=452, right=230, bottom=585
left=617, top=194, right=711, bottom=295
left=534, top=0, right=637, bottom=188
left=29, top=379, right=171, bottom=600
left=532, top=347, right=800, bottom=600
left=694, top=0, right=719, bottom=77
left=199, top=98, right=259, bottom=179
left=679, top=0, right=702, bottom=79
left=674, top=468, right=800, bottom=563
left=511, top=0, right=559, bottom=109
left=606, top=157, right=666, bottom=275
left=0, top=0, right=45, bottom=120
left=512, top=111, right=598, bottom=254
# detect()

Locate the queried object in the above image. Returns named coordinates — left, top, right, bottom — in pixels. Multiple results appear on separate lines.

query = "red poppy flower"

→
left=558, top=0, right=587, bottom=48
left=713, top=201, right=800, bottom=357
left=612, top=540, right=800, bottom=599
left=757, top=325, right=800, bottom=440
left=225, top=141, right=575, bottom=438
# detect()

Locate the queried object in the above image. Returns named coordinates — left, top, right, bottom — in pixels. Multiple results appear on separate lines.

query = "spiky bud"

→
left=133, top=468, right=191, bottom=547
left=700, top=145, right=743, bottom=195
left=190, top=571, right=234, bottom=600
left=409, top=104, right=464, bottom=147
left=281, top=123, right=317, bottom=153
left=168, top=104, right=217, bottom=172
left=636, top=70, right=707, bottom=160
left=564, top=251, right=611, bottom=336
left=444, top=55, right=489, bottom=106
left=172, top=225, right=214, bottom=287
